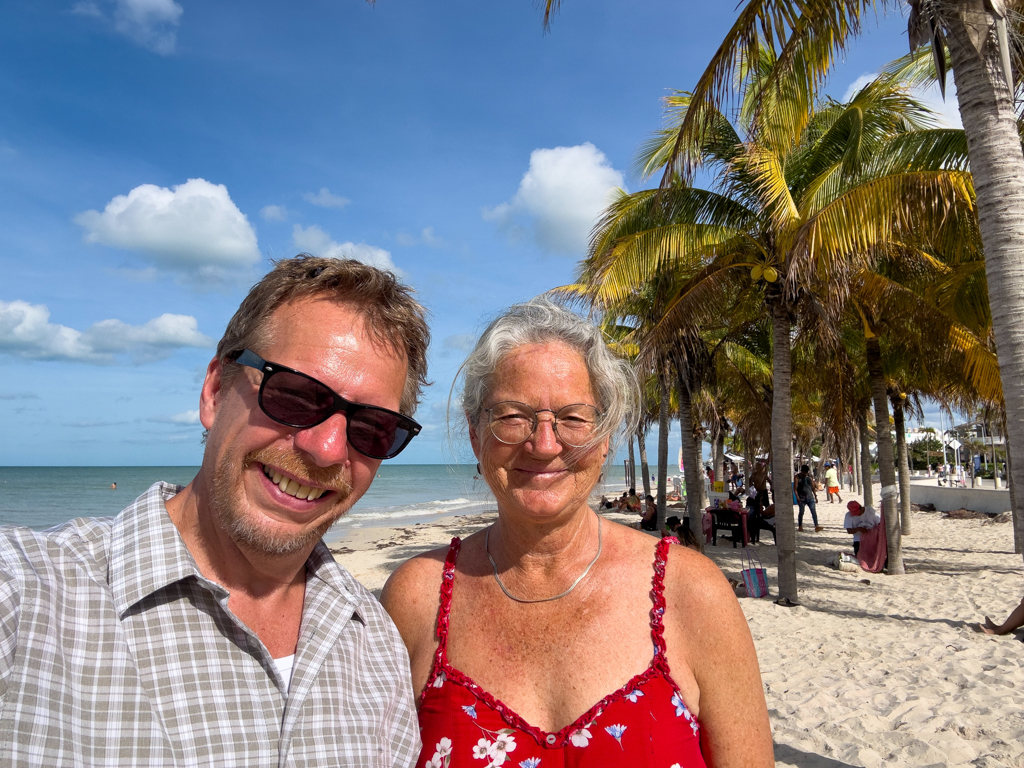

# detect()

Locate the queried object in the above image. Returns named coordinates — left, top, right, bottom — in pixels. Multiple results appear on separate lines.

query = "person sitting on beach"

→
left=0, top=257, right=426, bottom=765
left=845, top=500, right=879, bottom=555
left=665, top=515, right=703, bottom=553
left=639, top=493, right=659, bottom=531
left=979, top=595, right=1024, bottom=636
left=381, top=298, right=772, bottom=767
left=626, top=486, right=641, bottom=512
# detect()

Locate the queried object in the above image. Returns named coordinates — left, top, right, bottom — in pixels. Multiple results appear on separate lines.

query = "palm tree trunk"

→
left=859, top=407, right=874, bottom=507
left=945, top=4, right=1024, bottom=565
left=744, top=445, right=754, bottom=493
left=771, top=300, right=797, bottom=602
left=891, top=395, right=912, bottom=536
left=853, top=427, right=863, bottom=494
left=715, top=423, right=726, bottom=488
left=866, top=336, right=903, bottom=574
left=677, top=379, right=703, bottom=531
left=657, top=372, right=670, bottom=529
left=637, top=427, right=652, bottom=504
left=622, top=436, right=630, bottom=489
left=1004, top=410, right=1022, bottom=554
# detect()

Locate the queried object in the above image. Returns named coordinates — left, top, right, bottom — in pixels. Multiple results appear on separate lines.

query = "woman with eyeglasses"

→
left=381, top=299, right=771, bottom=767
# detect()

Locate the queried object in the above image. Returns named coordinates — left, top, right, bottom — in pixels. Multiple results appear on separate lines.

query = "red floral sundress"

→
left=416, top=537, right=707, bottom=768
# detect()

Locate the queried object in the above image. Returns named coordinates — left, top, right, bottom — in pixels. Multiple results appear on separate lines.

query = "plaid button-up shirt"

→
left=0, top=482, right=420, bottom=767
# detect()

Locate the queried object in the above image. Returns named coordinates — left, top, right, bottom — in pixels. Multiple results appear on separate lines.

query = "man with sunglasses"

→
left=0, top=256, right=429, bottom=766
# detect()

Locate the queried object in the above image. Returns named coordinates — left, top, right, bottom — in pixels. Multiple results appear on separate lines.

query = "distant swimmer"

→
left=111, top=482, right=117, bottom=490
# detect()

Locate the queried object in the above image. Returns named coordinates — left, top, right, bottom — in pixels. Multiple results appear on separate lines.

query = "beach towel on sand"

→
left=857, top=508, right=887, bottom=573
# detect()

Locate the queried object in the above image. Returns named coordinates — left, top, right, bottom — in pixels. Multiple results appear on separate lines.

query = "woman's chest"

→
left=445, top=591, right=655, bottom=732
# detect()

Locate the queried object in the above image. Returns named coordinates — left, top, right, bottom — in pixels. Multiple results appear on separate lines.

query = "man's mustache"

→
left=245, top=446, right=353, bottom=495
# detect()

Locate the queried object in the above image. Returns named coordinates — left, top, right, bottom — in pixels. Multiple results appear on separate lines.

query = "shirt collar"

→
left=109, top=482, right=367, bottom=623
left=110, top=482, right=214, bottom=616
left=305, top=539, right=368, bottom=625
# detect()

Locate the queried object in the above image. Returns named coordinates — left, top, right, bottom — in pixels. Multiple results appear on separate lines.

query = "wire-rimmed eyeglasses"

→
left=484, top=401, right=603, bottom=448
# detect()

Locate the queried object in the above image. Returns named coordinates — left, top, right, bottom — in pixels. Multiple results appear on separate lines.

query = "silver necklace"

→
left=485, top=516, right=602, bottom=604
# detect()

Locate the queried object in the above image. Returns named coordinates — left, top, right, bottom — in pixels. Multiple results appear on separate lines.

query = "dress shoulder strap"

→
left=649, top=536, right=674, bottom=657
left=422, top=537, right=461, bottom=696
left=436, top=537, right=461, bottom=644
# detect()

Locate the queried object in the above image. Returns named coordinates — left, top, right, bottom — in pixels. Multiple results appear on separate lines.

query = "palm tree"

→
left=540, top=0, right=1024, bottom=559
left=569, top=62, right=978, bottom=590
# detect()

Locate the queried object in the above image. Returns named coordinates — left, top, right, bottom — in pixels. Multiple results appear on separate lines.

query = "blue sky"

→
left=0, top=0, right=962, bottom=466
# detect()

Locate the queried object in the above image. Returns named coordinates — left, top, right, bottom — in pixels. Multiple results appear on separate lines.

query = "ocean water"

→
left=0, top=464, right=665, bottom=532
left=0, top=465, right=496, bottom=532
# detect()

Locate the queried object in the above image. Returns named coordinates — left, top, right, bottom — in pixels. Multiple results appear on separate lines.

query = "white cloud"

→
left=841, top=73, right=877, bottom=102
left=149, top=409, right=201, bottom=424
left=292, top=224, right=398, bottom=273
left=74, top=178, right=260, bottom=282
left=396, top=226, right=445, bottom=248
left=0, top=300, right=213, bottom=364
left=441, top=333, right=476, bottom=356
left=483, top=143, right=625, bottom=255
left=303, top=188, right=351, bottom=209
left=71, top=2, right=104, bottom=18
left=914, top=81, right=963, bottom=129
left=260, top=204, right=287, bottom=221
left=74, top=0, right=183, bottom=55
left=114, top=0, right=182, bottom=55
left=843, top=72, right=962, bottom=129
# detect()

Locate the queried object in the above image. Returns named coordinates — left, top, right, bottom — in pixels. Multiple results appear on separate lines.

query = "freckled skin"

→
left=469, top=344, right=606, bottom=528
left=382, top=342, right=774, bottom=766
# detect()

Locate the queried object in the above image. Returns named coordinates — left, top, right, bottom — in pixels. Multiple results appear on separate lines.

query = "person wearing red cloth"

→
left=382, top=299, right=772, bottom=768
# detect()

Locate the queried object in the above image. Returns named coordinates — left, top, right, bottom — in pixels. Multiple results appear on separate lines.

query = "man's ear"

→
left=199, top=356, right=224, bottom=430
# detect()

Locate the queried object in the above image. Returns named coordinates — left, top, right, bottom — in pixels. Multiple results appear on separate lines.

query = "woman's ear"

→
left=467, top=412, right=481, bottom=459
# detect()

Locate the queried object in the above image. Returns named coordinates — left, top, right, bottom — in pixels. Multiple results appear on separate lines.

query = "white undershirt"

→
left=273, top=654, right=295, bottom=692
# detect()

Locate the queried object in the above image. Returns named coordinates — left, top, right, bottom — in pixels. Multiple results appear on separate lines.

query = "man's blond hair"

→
left=217, top=255, right=430, bottom=414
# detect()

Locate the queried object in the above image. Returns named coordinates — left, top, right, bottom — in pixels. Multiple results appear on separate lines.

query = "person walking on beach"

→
left=824, top=462, right=842, bottom=504
left=0, top=257, right=427, bottom=766
left=794, top=464, right=822, bottom=532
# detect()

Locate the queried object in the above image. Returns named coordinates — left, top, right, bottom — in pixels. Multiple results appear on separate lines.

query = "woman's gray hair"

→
left=459, top=297, right=639, bottom=450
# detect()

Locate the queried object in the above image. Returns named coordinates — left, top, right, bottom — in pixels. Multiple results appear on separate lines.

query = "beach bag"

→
left=740, top=549, right=769, bottom=598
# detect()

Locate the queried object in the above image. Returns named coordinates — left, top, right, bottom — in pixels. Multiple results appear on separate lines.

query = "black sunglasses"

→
left=232, top=349, right=421, bottom=460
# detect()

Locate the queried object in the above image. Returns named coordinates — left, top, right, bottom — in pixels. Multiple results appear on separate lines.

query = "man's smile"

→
left=260, top=463, right=331, bottom=501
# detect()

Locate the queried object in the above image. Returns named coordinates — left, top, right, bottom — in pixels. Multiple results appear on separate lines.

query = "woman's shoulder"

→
left=660, top=537, right=738, bottom=617
left=379, top=543, right=452, bottom=641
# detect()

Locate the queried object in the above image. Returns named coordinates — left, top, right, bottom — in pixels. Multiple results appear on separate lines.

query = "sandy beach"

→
left=327, top=486, right=1024, bottom=768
